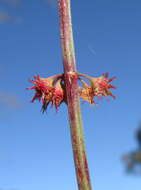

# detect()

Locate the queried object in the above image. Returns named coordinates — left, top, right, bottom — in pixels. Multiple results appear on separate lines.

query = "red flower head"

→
left=79, top=73, right=116, bottom=104
left=27, top=75, right=65, bottom=112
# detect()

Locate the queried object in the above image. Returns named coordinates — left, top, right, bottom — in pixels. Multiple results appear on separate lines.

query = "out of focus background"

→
left=0, top=0, right=141, bottom=189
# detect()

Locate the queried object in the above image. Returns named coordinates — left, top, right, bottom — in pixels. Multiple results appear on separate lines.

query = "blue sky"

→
left=0, top=0, right=141, bottom=189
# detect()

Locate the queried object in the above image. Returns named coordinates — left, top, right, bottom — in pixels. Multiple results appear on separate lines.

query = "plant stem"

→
left=58, top=0, right=92, bottom=189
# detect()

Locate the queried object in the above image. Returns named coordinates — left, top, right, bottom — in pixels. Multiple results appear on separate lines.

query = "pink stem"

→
left=58, top=0, right=92, bottom=189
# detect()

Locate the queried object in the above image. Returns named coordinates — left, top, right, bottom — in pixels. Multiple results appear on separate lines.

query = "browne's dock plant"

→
left=27, top=0, right=116, bottom=189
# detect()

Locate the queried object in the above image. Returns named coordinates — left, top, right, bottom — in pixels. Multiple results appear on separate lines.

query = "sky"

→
left=0, top=0, right=141, bottom=189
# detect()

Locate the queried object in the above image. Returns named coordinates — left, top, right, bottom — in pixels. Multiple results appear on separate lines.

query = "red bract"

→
left=52, top=82, right=65, bottom=111
left=79, top=85, right=95, bottom=104
left=27, top=75, right=65, bottom=112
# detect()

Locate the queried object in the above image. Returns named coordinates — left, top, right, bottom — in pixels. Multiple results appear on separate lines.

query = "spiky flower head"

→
left=27, top=75, right=65, bottom=112
left=79, top=73, right=116, bottom=104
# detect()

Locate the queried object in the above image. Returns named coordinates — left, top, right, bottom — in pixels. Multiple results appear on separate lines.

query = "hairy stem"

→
left=58, top=0, right=92, bottom=189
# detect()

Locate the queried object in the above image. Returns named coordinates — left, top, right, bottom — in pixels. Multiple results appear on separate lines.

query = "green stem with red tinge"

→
left=58, top=0, right=92, bottom=189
